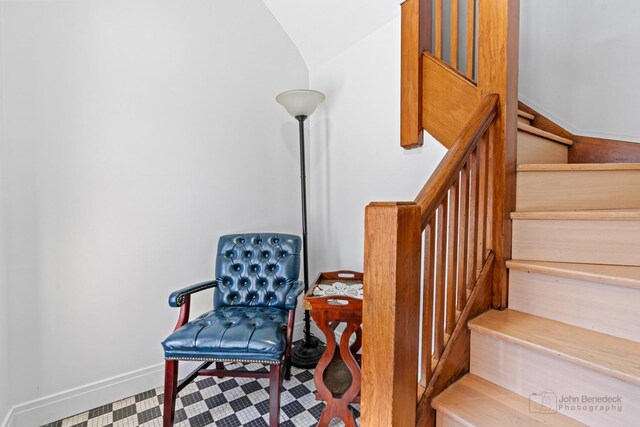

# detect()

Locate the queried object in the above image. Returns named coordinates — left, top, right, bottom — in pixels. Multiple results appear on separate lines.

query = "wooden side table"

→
left=303, top=271, right=363, bottom=427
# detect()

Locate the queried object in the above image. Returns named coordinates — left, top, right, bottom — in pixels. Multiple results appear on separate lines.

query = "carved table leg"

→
left=313, top=313, right=361, bottom=427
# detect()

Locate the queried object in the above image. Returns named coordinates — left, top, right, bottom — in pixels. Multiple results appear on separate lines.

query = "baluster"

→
left=465, top=0, right=475, bottom=79
left=420, top=215, right=436, bottom=387
left=466, top=148, right=480, bottom=289
left=446, top=183, right=459, bottom=334
left=435, top=0, right=443, bottom=59
left=456, top=164, right=469, bottom=310
left=450, top=0, right=459, bottom=69
left=434, top=199, right=447, bottom=358
left=476, top=136, right=488, bottom=271
left=485, top=125, right=496, bottom=255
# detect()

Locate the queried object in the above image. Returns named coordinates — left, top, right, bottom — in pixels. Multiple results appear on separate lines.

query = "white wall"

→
left=519, top=0, right=640, bottom=142
left=307, top=16, right=446, bottom=275
left=0, top=0, right=307, bottom=423
left=0, top=5, right=11, bottom=416
left=263, top=0, right=401, bottom=68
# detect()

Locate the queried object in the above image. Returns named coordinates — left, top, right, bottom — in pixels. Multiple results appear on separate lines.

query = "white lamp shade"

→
left=276, top=89, right=326, bottom=118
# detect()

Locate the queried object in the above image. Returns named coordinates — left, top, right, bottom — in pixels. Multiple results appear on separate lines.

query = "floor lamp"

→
left=276, top=89, right=326, bottom=368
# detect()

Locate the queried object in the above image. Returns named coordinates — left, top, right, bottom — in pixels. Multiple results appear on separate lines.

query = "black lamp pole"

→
left=291, top=114, right=326, bottom=368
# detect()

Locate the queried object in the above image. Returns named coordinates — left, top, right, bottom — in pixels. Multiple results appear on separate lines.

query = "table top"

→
left=303, top=271, right=364, bottom=311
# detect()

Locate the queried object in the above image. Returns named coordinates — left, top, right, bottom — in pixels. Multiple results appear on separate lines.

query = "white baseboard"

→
left=2, top=319, right=316, bottom=427
left=5, top=363, right=164, bottom=427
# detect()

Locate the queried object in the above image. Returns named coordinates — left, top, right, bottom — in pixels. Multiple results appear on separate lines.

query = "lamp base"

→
left=291, top=336, right=326, bottom=369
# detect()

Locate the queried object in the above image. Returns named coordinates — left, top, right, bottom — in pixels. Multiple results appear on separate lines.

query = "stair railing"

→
left=362, top=95, right=498, bottom=427
left=362, top=0, right=519, bottom=426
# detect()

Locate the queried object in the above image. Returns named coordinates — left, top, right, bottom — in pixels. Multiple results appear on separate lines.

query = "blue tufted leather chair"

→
left=161, top=233, right=303, bottom=427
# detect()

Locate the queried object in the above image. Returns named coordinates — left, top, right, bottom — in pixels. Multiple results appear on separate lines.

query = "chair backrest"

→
left=214, top=233, right=301, bottom=310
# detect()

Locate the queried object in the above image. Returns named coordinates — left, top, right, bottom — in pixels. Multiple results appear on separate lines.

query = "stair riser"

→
left=508, top=270, right=640, bottom=342
left=470, top=333, right=640, bottom=426
left=436, top=413, right=467, bottom=427
left=517, top=131, right=568, bottom=164
left=512, top=219, right=640, bottom=266
left=516, top=170, right=640, bottom=211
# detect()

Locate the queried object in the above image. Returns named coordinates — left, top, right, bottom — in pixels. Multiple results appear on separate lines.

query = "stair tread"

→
left=518, top=163, right=640, bottom=172
left=511, top=209, right=640, bottom=220
left=507, top=260, right=640, bottom=290
left=469, top=310, right=640, bottom=386
left=518, top=123, right=573, bottom=146
left=432, top=374, right=585, bottom=426
left=518, top=109, right=535, bottom=121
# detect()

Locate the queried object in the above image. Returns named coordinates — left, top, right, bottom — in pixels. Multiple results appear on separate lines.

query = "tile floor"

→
left=42, top=363, right=360, bottom=427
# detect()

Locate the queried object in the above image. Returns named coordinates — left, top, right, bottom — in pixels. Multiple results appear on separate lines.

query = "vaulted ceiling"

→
left=262, top=0, right=402, bottom=68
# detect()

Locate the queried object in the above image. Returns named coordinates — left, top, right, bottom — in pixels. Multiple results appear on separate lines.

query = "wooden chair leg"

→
left=215, top=361, right=224, bottom=378
left=269, top=363, right=282, bottom=427
left=163, top=360, right=178, bottom=427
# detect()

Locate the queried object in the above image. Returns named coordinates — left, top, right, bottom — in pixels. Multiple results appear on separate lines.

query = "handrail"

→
left=414, top=93, right=498, bottom=224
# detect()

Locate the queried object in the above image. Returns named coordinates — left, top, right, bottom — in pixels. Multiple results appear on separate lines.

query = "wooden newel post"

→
left=362, top=202, right=422, bottom=427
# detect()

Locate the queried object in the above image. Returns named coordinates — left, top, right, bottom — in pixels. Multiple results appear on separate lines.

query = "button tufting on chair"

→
left=161, top=233, right=303, bottom=427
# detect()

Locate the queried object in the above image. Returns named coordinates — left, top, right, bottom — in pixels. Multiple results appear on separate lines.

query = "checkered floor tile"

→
left=42, top=363, right=360, bottom=427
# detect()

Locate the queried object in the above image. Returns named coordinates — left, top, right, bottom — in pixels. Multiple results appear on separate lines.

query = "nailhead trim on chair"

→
left=164, top=356, right=283, bottom=365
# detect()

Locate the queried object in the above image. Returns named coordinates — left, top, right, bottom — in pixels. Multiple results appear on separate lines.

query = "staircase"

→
left=432, top=110, right=640, bottom=426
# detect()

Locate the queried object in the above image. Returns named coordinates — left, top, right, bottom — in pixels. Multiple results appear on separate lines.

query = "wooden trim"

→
left=570, top=135, right=640, bottom=163
left=416, top=253, right=495, bottom=425
left=518, top=122, right=573, bottom=146
left=518, top=102, right=640, bottom=163
left=517, top=101, right=574, bottom=141
left=415, top=94, right=498, bottom=223
left=362, top=202, right=421, bottom=427
left=401, top=0, right=430, bottom=149
left=517, top=109, right=534, bottom=121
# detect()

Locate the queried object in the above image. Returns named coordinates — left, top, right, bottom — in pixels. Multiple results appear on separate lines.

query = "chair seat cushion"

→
left=162, top=306, right=288, bottom=364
